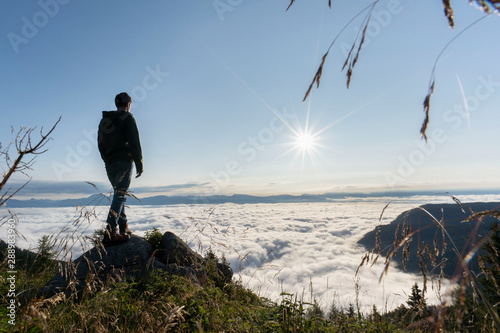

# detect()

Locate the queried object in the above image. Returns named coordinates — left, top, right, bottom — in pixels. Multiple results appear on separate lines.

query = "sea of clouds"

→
left=3, top=194, right=500, bottom=313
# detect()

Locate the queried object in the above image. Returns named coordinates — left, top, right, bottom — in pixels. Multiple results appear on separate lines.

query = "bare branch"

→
left=0, top=116, right=61, bottom=200
left=0, top=178, right=31, bottom=207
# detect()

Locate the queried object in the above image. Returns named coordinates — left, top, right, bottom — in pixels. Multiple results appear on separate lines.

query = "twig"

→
left=0, top=116, right=61, bottom=195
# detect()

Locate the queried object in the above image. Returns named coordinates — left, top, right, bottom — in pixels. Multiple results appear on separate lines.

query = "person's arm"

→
left=125, top=114, right=143, bottom=177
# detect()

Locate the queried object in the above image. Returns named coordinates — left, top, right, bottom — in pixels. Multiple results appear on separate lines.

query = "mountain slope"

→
left=357, top=202, right=500, bottom=278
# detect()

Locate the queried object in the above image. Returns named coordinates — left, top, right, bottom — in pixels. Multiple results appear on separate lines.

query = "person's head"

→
left=115, top=92, right=132, bottom=111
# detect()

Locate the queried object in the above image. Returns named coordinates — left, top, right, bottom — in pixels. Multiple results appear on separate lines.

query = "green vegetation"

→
left=2, top=222, right=499, bottom=332
left=144, top=227, right=163, bottom=252
left=0, top=244, right=398, bottom=332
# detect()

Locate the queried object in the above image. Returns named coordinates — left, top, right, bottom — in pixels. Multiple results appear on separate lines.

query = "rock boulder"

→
left=40, top=231, right=233, bottom=298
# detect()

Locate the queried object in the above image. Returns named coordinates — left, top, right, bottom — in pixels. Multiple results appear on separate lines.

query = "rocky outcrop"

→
left=157, top=231, right=205, bottom=267
left=39, top=231, right=233, bottom=297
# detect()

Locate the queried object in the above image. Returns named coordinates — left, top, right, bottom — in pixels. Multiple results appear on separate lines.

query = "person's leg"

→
left=106, top=161, right=133, bottom=236
left=119, top=210, right=133, bottom=235
left=117, top=201, right=133, bottom=235
left=114, top=163, right=133, bottom=235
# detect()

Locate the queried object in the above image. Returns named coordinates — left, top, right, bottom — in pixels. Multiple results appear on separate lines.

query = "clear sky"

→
left=2, top=0, right=500, bottom=199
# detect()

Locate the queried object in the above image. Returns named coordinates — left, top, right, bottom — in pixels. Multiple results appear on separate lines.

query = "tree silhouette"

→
left=407, top=283, right=426, bottom=311
left=479, top=222, right=500, bottom=319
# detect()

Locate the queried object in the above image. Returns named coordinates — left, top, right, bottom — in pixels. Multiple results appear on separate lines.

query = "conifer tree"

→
left=406, top=282, right=429, bottom=322
left=479, top=222, right=500, bottom=319
left=407, top=283, right=426, bottom=310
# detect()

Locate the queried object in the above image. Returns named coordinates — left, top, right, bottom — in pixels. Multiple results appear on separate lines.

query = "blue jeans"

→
left=105, top=161, right=133, bottom=231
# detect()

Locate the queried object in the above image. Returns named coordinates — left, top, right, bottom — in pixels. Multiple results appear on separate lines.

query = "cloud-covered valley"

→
left=3, top=194, right=499, bottom=313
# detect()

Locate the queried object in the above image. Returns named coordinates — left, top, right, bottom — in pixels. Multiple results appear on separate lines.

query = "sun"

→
left=295, top=132, right=316, bottom=152
left=277, top=103, right=334, bottom=170
left=285, top=127, right=322, bottom=170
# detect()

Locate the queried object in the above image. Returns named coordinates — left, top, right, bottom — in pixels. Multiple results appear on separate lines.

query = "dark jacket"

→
left=98, top=110, right=143, bottom=174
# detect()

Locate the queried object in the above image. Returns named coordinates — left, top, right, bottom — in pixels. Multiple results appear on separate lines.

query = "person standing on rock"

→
left=98, top=92, right=143, bottom=245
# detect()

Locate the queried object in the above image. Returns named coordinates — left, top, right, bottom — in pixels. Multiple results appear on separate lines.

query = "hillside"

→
left=357, top=201, right=500, bottom=278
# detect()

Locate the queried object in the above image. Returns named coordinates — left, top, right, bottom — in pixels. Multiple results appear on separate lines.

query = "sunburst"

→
left=294, top=130, right=319, bottom=154
left=282, top=104, right=325, bottom=170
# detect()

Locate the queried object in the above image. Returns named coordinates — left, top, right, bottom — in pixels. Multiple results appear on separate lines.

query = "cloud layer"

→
left=3, top=194, right=498, bottom=313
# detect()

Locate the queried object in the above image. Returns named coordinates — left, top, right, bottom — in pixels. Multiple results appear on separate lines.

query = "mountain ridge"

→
left=357, top=201, right=500, bottom=278
left=5, top=190, right=500, bottom=208
left=3, top=193, right=332, bottom=208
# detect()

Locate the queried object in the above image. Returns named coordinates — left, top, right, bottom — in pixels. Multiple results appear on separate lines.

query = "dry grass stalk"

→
left=359, top=198, right=500, bottom=331
left=442, top=0, right=455, bottom=28
left=161, top=305, right=185, bottom=332
left=286, top=0, right=332, bottom=12
left=420, top=80, right=435, bottom=141
left=302, top=1, right=380, bottom=102
left=289, top=0, right=499, bottom=141
left=420, top=12, right=495, bottom=140
left=471, top=0, right=500, bottom=13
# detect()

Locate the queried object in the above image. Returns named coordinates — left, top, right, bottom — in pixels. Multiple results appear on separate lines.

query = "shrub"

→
left=144, top=227, right=162, bottom=251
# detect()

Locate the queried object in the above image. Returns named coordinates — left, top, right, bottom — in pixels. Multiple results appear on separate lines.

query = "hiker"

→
left=98, top=92, right=143, bottom=245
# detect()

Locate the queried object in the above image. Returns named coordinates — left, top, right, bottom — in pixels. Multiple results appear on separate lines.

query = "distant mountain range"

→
left=3, top=193, right=331, bottom=208
left=357, top=201, right=500, bottom=278
left=4, top=189, right=499, bottom=208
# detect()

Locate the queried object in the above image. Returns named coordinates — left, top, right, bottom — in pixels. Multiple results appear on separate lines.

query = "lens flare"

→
left=295, top=132, right=316, bottom=152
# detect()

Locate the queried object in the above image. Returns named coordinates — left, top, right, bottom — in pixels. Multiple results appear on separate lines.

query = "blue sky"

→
left=2, top=0, right=500, bottom=198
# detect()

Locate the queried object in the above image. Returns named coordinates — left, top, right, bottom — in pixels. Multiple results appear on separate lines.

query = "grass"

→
left=1, top=195, right=499, bottom=332
left=2, top=218, right=497, bottom=333
left=0, top=265, right=398, bottom=332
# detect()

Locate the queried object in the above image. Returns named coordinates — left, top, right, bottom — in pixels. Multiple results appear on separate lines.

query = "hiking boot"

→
left=103, top=228, right=130, bottom=246
left=119, top=223, right=133, bottom=236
